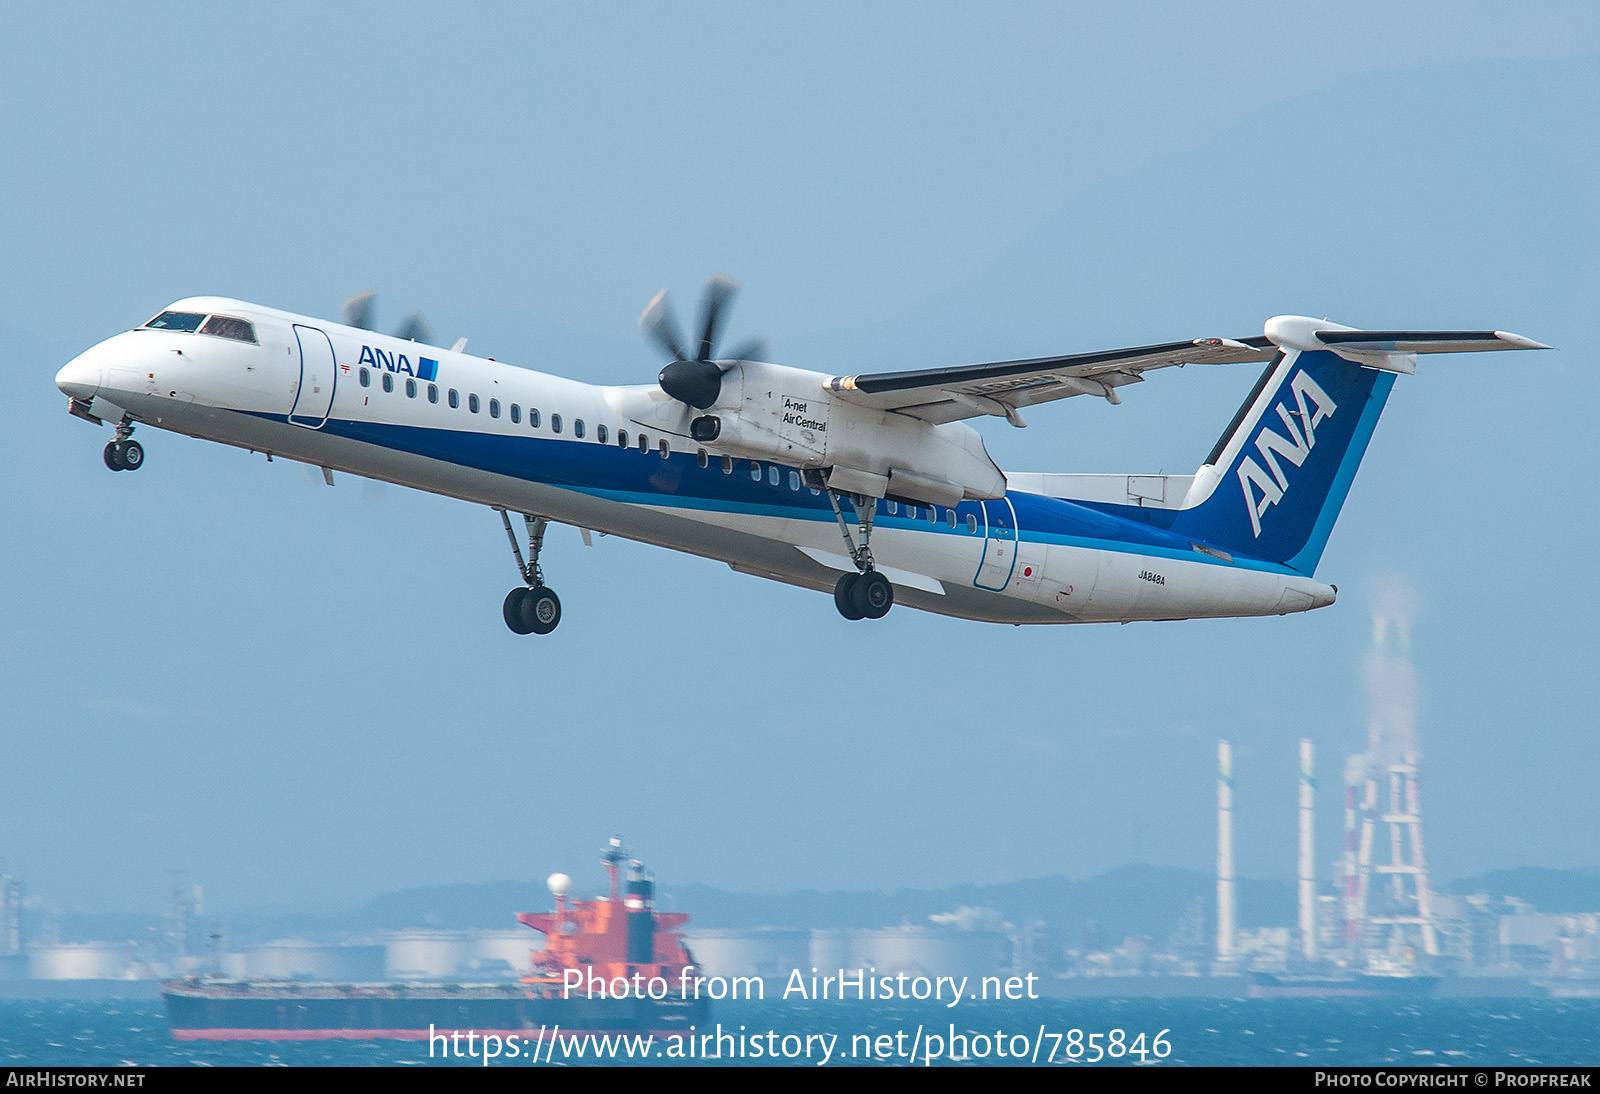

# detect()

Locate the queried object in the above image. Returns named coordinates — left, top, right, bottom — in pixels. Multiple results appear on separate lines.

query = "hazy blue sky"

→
left=3, top=3, right=1597, bottom=915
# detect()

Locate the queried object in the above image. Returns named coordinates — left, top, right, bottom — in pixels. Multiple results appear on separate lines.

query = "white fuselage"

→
left=55, top=297, right=1335, bottom=625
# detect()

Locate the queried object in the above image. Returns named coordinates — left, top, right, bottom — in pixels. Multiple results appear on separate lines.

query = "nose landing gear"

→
left=102, top=419, right=144, bottom=472
left=499, top=510, right=562, bottom=635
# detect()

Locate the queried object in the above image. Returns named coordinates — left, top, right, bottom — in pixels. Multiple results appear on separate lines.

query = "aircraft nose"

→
left=55, top=350, right=103, bottom=400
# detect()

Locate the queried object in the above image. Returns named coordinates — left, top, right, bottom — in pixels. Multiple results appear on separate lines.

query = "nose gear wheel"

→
left=102, top=418, right=144, bottom=472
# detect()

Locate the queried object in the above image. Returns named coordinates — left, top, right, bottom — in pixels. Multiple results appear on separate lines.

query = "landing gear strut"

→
left=499, top=510, right=561, bottom=635
left=824, top=489, right=893, bottom=621
left=102, top=418, right=144, bottom=472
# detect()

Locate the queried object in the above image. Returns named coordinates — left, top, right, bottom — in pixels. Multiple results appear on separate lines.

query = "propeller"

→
left=392, top=312, right=436, bottom=346
left=641, top=276, right=767, bottom=410
left=342, top=291, right=436, bottom=346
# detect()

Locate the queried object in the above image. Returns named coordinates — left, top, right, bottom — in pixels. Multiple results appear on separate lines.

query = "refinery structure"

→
left=1214, top=600, right=1444, bottom=982
left=1208, top=599, right=1598, bottom=994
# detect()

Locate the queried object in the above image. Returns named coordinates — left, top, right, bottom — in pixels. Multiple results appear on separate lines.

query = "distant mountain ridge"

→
left=1445, top=868, right=1600, bottom=913
left=52, top=866, right=1600, bottom=945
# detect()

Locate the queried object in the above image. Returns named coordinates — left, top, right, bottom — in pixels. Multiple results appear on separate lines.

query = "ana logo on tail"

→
left=1237, top=369, right=1338, bottom=536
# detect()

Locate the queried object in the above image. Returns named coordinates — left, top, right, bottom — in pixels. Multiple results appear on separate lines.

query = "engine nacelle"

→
left=696, top=361, right=1005, bottom=504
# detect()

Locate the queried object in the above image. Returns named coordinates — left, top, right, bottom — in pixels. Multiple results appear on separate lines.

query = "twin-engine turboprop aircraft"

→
left=54, top=279, right=1544, bottom=633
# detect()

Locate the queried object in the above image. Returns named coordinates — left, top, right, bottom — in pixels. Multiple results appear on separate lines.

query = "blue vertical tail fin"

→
left=1170, top=317, right=1545, bottom=574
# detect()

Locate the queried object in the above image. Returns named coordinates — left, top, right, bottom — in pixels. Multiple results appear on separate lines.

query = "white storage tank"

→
left=467, top=930, right=538, bottom=978
left=382, top=929, right=473, bottom=980
left=680, top=928, right=811, bottom=981
left=242, top=941, right=385, bottom=980
left=29, top=942, right=132, bottom=980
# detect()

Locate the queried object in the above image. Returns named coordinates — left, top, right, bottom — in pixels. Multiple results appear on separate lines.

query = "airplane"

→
left=53, top=279, right=1545, bottom=633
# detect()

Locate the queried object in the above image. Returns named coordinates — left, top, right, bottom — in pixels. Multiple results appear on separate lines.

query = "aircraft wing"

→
left=824, top=335, right=1277, bottom=426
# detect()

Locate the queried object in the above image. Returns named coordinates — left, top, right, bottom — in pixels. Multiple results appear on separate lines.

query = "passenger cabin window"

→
left=967, top=514, right=979, bottom=533
left=617, top=429, right=628, bottom=448
left=946, top=509, right=957, bottom=529
left=489, top=398, right=501, bottom=418
left=722, top=456, right=733, bottom=474
left=448, top=389, right=460, bottom=408
left=789, top=470, right=801, bottom=491
left=142, top=311, right=205, bottom=332
left=659, top=440, right=670, bottom=459
left=574, top=419, right=585, bottom=439
left=551, top=414, right=563, bottom=434
left=749, top=461, right=761, bottom=481
left=697, top=449, right=708, bottom=468
left=406, top=378, right=417, bottom=398
left=638, top=433, right=649, bottom=453
left=428, top=383, right=439, bottom=404
left=382, top=373, right=394, bottom=393
left=510, top=404, right=521, bottom=424
left=199, top=315, right=257, bottom=343
left=767, top=465, right=779, bottom=486
left=469, top=394, right=480, bottom=413
left=596, top=424, right=608, bottom=444
left=529, top=408, right=541, bottom=428
left=359, top=368, right=370, bottom=387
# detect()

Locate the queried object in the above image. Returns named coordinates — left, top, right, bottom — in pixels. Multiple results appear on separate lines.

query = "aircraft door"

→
left=289, top=324, right=337, bottom=428
left=973, top=497, right=1018, bottom=591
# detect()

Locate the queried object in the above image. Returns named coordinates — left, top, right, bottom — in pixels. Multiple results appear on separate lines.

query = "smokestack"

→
left=1342, top=781, right=1361, bottom=946
left=1299, top=738, right=1316, bottom=961
left=1217, top=739, right=1235, bottom=962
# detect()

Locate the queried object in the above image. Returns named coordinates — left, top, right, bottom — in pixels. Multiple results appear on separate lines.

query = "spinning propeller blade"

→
left=642, top=276, right=768, bottom=410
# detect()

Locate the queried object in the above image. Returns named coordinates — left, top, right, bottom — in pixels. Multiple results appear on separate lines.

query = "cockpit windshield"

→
left=140, top=311, right=258, bottom=344
left=143, top=311, right=206, bottom=332
left=199, top=315, right=258, bottom=343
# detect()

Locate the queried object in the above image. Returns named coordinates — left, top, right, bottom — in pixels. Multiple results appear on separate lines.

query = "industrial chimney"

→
left=1217, top=739, right=1236, bottom=963
left=1299, top=738, right=1316, bottom=961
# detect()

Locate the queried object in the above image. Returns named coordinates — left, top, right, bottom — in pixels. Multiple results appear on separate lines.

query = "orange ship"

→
left=518, top=835, right=699, bottom=993
left=164, top=836, right=707, bottom=1040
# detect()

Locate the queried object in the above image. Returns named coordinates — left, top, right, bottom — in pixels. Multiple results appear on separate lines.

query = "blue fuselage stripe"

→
left=248, top=411, right=1297, bottom=577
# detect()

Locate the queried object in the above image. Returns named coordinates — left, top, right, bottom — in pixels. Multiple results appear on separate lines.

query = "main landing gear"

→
left=499, top=510, right=562, bottom=635
left=824, top=489, right=894, bottom=621
left=102, top=418, right=144, bottom=472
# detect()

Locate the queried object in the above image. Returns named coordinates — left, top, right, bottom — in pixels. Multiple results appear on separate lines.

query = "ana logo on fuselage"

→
left=1236, top=368, right=1337, bottom=537
left=358, top=344, right=439, bottom=383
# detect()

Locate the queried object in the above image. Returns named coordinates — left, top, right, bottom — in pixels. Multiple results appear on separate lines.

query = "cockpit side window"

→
left=199, top=315, right=258, bottom=343
left=142, top=311, right=206, bottom=332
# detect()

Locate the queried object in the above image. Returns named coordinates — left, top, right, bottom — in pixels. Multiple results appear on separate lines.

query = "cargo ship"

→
left=164, top=837, right=709, bottom=1040
left=1248, top=970, right=1442, bottom=999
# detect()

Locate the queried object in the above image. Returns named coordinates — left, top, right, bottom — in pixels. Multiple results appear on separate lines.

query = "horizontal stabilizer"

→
left=1268, top=315, right=1544, bottom=354
left=1262, top=317, right=1548, bottom=376
left=1311, top=329, right=1549, bottom=353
